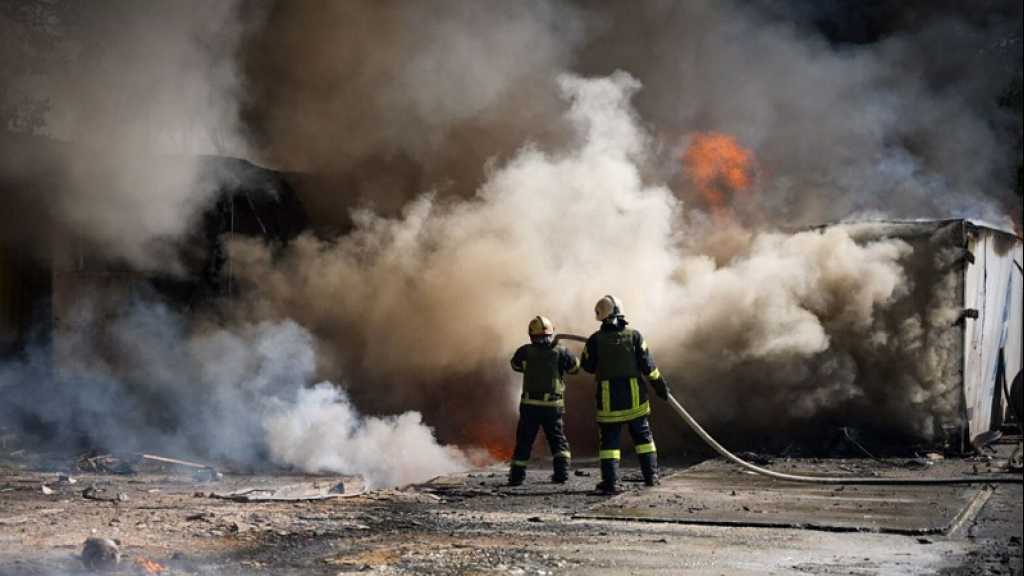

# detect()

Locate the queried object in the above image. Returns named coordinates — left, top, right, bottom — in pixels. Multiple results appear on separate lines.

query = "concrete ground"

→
left=0, top=447, right=1020, bottom=575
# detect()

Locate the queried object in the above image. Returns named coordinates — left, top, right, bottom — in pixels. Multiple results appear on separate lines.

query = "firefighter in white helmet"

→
left=582, top=295, right=670, bottom=494
left=507, top=315, right=580, bottom=486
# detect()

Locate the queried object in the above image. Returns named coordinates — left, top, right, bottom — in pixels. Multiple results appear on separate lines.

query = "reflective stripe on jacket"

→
left=581, top=323, right=662, bottom=423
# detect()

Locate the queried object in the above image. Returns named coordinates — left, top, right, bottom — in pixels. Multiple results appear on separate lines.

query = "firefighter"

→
left=581, top=295, right=670, bottom=494
left=508, top=315, right=580, bottom=486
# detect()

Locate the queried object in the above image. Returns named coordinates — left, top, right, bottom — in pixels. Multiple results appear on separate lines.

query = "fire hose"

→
left=554, top=333, right=1023, bottom=485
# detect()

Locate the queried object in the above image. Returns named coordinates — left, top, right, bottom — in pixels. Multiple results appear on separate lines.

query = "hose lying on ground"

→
left=554, top=333, right=1023, bottom=485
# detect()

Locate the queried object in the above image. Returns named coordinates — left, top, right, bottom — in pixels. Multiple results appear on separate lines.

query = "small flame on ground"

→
left=465, top=420, right=514, bottom=463
left=483, top=441, right=514, bottom=462
left=134, top=557, right=165, bottom=575
left=682, top=132, right=755, bottom=220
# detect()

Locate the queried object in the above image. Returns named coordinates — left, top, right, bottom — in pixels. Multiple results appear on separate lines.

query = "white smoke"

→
left=667, top=228, right=911, bottom=361
left=1, top=296, right=465, bottom=487
left=264, top=384, right=467, bottom=488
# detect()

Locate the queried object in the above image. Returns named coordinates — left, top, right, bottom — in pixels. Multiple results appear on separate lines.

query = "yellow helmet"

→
left=594, top=295, right=623, bottom=322
left=528, top=315, right=555, bottom=337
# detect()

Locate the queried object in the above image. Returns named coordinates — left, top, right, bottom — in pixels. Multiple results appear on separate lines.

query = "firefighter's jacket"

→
left=510, top=342, right=580, bottom=409
left=581, top=322, right=662, bottom=423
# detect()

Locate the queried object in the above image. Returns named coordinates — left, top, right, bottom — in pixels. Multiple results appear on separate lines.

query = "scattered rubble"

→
left=82, top=484, right=129, bottom=503
left=211, top=478, right=361, bottom=502
left=78, top=452, right=137, bottom=475
left=80, top=537, right=120, bottom=572
left=1009, top=444, right=1023, bottom=472
left=1, top=448, right=1020, bottom=575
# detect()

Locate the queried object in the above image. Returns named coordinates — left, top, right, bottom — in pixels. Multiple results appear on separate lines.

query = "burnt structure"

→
left=832, top=219, right=1023, bottom=449
left=0, top=136, right=307, bottom=444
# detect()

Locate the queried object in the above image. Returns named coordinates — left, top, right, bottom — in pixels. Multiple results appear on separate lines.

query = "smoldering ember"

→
left=1, top=2, right=1022, bottom=575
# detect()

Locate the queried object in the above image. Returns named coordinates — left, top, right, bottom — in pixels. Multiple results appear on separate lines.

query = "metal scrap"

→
left=140, top=453, right=222, bottom=482
left=77, top=453, right=136, bottom=475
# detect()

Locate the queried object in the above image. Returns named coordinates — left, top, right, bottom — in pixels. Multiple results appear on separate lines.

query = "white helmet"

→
left=528, top=315, right=555, bottom=337
left=595, top=295, right=624, bottom=322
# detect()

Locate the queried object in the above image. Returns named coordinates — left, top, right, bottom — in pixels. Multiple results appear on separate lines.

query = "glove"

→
left=652, top=377, right=670, bottom=401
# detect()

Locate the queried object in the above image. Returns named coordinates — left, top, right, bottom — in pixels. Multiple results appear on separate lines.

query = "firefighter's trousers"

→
left=509, top=404, right=571, bottom=483
left=598, top=416, right=658, bottom=487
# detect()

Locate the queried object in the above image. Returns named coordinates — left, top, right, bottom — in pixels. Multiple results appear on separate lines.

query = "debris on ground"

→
left=1, top=449, right=1020, bottom=575
left=211, top=478, right=361, bottom=502
left=140, top=454, right=223, bottom=482
left=971, top=431, right=1003, bottom=452
left=903, top=458, right=934, bottom=469
left=77, top=452, right=137, bottom=475
left=736, top=451, right=774, bottom=466
left=82, top=484, right=129, bottom=503
left=81, top=537, right=120, bottom=572
left=1009, top=444, right=1023, bottom=472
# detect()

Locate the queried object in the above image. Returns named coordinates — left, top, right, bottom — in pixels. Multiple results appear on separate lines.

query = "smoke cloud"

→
left=237, top=0, right=587, bottom=220
left=572, top=1, right=1020, bottom=227
left=2, top=0, right=1020, bottom=471
left=228, top=72, right=960, bottom=449
left=223, top=0, right=1018, bottom=450
left=239, top=0, right=1020, bottom=227
left=265, top=384, right=467, bottom=487
left=1, top=0, right=250, bottom=270
left=0, top=295, right=465, bottom=487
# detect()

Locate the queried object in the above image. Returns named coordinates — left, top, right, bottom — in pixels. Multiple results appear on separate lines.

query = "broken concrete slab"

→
left=577, top=467, right=992, bottom=535
left=210, top=477, right=363, bottom=502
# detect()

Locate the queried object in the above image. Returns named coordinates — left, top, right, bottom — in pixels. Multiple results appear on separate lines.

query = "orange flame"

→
left=134, top=558, right=165, bottom=575
left=682, top=132, right=755, bottom=220
left=475, top=424, right=513, bottom=461
left=464, top=418, right=514, bottom=463
left=482, top=440, right=513, bottom=462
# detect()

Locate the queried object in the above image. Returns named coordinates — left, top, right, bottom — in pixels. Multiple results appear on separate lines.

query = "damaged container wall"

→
left=836, top=218, right=1020, bottom=448
left=1004, top=240, right=1023, bottom=424
left=962, top=226, right=1024, bottom=441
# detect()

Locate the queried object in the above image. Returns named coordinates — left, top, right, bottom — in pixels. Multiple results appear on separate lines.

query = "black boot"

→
left=595, top=459, right=621, bottom=494
left=640, top=452, right=659, bottom=486
left=508, top=464, right=526, bottom=486
left=551, top=456, right=569, bottom=483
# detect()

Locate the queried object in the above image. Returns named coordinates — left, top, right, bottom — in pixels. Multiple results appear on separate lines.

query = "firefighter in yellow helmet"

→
left=582, top=295, right=670, bottom=494
left=508, top=315, right=580, bottom=486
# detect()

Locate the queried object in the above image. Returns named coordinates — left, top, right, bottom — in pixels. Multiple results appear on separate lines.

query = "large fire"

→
left=682, top=132, right=756, bottom=220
